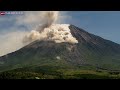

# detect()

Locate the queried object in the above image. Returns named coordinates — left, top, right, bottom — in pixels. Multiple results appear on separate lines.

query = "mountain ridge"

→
left=0, top=24, right=120, bottom=72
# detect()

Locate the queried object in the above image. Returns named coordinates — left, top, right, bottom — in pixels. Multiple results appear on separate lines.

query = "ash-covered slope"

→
left=69, top=25, right=120, bottom=69
left=0, top=24, right=120, bottom=72
left=70, top=25, right=120, bottom=55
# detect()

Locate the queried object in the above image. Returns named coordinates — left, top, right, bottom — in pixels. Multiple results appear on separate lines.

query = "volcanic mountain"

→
left=0, top=24, right=120, bottom=74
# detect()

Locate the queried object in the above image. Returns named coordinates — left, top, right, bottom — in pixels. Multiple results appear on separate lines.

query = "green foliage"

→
left=0, top=65, right=120, bottom=79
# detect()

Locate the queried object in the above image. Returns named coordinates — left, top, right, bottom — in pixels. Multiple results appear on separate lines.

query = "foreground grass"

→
left=0, top=66, right=120, bottom=79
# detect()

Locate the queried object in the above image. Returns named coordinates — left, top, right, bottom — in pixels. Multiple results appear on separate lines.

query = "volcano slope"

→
left=0, top=24, right=120, bottom=79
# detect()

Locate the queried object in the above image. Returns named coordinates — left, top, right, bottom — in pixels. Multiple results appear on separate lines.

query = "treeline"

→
left=0, top=71, right=39, bottom=79
left=0, top=70, right=62, bottom=79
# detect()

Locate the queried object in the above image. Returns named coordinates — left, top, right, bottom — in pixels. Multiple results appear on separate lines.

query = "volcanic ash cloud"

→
left=36, top=11, right=59, bottom=32
left=23, top=11, right=78, bottom=44
left=23, top=24, right=78, bottom=44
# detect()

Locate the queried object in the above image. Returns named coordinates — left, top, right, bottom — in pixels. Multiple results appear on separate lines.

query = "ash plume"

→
left=23, top=11, right=78, bottom=45
left=36, top=11, right=59, bottom=32
left=0, top=11, right=75, bottom=56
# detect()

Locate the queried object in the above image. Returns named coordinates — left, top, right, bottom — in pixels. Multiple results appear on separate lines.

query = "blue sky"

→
left=0, top=11, right=120, bottom=44
left=67, top=11, right=120, bottom=44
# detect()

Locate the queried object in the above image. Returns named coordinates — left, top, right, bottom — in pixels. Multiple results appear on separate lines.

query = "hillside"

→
left=0, top=24, right=120, bottom=79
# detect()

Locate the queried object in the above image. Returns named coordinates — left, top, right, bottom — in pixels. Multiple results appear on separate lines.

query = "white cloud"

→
left=0, top=30, right=29, bottom=56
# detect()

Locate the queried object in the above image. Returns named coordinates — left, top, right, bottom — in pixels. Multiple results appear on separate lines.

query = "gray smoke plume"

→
left=23, top=11, right=78, bottom=45
left=22, top=11, right=59, bottom=44
left=36, top=11, right=59, bottom=32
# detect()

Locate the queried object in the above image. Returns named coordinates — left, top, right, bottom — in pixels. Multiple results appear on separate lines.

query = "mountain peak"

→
left=69, top=25, right=96, bottom=42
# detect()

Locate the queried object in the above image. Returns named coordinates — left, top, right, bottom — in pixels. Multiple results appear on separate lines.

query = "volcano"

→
left=0, top=24, right=120, bottom=79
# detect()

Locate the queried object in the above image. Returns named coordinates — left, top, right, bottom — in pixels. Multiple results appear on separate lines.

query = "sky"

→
left=0, top=11, right=120, bottom=56
left=67, top=11, right=120, bottom=44
left=1, top=11, right=120, bottom=43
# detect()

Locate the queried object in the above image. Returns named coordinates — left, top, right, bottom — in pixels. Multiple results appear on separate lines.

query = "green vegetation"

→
left=0, top=65, right=120, bottom=79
